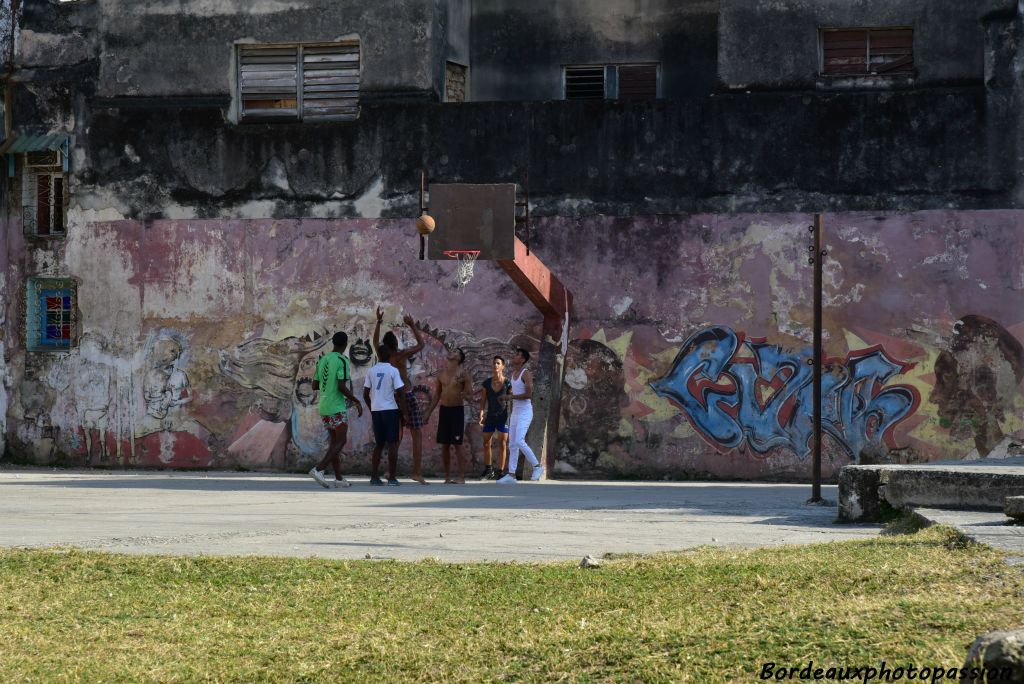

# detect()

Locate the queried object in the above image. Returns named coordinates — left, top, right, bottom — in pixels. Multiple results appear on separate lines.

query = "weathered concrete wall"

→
left=74, top=91, right=1010, bottom=224
left=83, top=0, right=440, bottom=100
left=719, top=0, right=1013, bottom=89
left=5, top=211, right=1023, bottom=479
left=470, top=0, right=718, bottom=101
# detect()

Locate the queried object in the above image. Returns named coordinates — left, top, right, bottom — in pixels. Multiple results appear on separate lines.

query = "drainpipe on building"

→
left=808, top=214, right=826, bottom=504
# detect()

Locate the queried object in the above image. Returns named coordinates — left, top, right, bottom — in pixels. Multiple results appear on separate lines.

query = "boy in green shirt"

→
left=309, top=332, right=363, bottom=488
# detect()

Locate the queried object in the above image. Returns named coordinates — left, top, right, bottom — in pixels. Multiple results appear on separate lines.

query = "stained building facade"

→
left=1, top=0, right=1023, bottom=478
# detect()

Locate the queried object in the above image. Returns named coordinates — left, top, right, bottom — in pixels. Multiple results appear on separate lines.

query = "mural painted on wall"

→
left=930, top=315, right=1024, bottom=458
left=218, top=315, right=540, bottom=471
left=649, top=326, right=920, bottom=462
left=218, top=330, right=332, bottom=469
left=133, top=329, right=213, bottom=467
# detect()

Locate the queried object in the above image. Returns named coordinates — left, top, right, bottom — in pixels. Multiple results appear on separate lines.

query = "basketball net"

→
left=443, top=250, right=481, bottom=290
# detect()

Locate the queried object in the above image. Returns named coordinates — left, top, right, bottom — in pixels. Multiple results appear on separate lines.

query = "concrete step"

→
left=838, top=458, right=1024, bottom=522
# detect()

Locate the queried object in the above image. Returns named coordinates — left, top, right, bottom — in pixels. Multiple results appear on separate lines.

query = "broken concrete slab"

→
left=1007, top=496, right=1024, bottom=521
left=910, top=508, right=1024, bottom=566
left=838, top=461, right=1024, bottom=523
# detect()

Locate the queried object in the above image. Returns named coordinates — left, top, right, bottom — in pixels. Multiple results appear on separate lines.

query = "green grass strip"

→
left=0, top=526, right=1022, bottom=683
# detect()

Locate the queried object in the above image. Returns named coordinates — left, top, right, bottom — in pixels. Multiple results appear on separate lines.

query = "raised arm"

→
left=401, top=314, right=425, bottom=356
left=372, top=306, right=384, bottom=355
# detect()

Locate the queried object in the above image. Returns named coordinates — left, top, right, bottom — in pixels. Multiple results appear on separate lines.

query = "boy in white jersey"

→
left=497, top=348, right=545, bottom=484
left=363, top=345, right=407, bottom=486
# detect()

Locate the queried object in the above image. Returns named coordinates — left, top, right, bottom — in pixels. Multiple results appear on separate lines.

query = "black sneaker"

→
left=489, top=469, right=505, bottom=481
left=386, top=478, right=401, bottom=486
left=369, top=477, right=385, bottom=486
left=479, top=466, right=495, bottom=480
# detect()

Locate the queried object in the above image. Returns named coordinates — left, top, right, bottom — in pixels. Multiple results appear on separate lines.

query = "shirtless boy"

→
left=374, top=308, right=429, bottom=484
left=425, top=347, right=474, bottom=484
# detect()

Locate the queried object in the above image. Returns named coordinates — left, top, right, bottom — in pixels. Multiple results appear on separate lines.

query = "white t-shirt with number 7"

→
left=364, top=362, right=405, bottom=411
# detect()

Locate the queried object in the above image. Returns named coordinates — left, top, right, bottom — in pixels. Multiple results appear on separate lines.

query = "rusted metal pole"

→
left=419, top=170, right=426, bottom=260
left=810, top=213, right=824, bottom=503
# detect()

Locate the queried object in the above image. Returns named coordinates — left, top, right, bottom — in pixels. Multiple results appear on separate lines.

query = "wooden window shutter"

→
left=239, top=46, right=299, bottom=120
left=617, top=65, right=658, bottom=100
left=868, top=29, right=913, bottom=73
left=822, top=29, right=868, bottom=75
left=302, top=43, right=360, bottom=121
left=565, top=66, right=605, bottom=100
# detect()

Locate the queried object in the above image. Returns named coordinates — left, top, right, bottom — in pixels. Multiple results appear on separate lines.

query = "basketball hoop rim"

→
left=442, top=250, right=482, bottom=259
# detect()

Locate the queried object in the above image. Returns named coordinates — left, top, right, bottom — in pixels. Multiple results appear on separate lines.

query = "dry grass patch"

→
left=0, top=526, right=1022, bottom=682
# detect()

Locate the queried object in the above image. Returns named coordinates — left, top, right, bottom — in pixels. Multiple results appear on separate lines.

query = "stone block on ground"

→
left=837, top=466, right=884, bottom=522
left=962, top=628, right=1024, bottom=682
left=1006, top=496, right=1024, bottom=521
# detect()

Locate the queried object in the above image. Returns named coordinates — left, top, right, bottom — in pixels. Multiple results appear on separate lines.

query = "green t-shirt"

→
left=315, top=352, right=351, bottom=416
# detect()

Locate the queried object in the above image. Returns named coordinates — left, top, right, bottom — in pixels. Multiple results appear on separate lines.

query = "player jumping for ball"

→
left=375, top=308, right=429, bottom=484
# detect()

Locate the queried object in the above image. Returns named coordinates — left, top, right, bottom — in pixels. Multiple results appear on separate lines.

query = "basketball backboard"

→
left=426, top=183, right=516, bottom=261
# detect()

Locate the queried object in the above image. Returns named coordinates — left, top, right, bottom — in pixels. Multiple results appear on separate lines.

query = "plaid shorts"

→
left=321, top=412, right=348, bottom=430
left=405, top=388, right=428, bottom=430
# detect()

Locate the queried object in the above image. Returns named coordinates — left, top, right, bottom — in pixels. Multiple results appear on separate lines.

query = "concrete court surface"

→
left=0, top=469, right=882, bottom=562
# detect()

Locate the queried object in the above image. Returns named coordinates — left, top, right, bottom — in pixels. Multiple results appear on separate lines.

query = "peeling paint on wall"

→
left=5, top=212, right=1024, bottom=481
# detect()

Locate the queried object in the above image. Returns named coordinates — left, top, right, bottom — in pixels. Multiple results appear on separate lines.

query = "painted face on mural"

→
left=152, top=338, right=183, bottom=368
left=930, top=315, right=1024, bottom=456
left=560, top=339, right=630, bottom=467
left=349, top=338, right=373, bottom=366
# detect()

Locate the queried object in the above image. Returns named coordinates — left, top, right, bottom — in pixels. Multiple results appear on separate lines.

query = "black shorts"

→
left=372, top=409, right=401, bottom=446
left=436, top=405, right=465, bottom=445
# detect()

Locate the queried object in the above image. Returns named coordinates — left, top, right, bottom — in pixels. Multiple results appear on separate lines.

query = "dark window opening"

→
left=22, top=168, right=68, bottom=237
left=821, top=28, right=913, bottom=76
left=445, top=62, right=468, bottom=103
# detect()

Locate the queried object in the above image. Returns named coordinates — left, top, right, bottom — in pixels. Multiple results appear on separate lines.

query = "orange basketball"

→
left=415, top=213, right=436, bottom=236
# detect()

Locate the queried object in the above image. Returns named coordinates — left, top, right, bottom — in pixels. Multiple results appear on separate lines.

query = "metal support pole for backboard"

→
left=808, top=213, right=825, bottom=503
left=419, top=170, right=427, bottom=261
left=515, top=168, right=530, bottom=255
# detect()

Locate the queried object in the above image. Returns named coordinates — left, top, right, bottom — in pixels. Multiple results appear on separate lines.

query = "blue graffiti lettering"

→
left=650, top=327, right=920, bottom=461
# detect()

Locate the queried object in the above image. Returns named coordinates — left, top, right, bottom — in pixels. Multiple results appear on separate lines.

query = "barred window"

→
left=26, top=278, right=77, bottom=352
left=21, top=154, right=68, bottom=237
left=238, top=41, right=361, bottom=122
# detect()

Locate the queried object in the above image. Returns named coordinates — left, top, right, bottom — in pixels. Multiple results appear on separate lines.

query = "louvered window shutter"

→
left=822, top=28, right=912, bottom=76
left=822, top=30, right=869, bottom=74
left=302, top=43, right=360, bottom=122
left=868, top=29, right=913, bottom=74
left=617, top=65, right=658, bottom=100
left=239, top=46, right=299, bottom=121
left=565, top=66, right=606, bottom=100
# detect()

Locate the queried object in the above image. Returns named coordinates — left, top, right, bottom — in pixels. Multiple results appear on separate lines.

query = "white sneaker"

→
left=332, top=477, right=352, bottom=488
left=496, top=474, right=518, bottom=484
left=309, top=468, right=329, bottom=488
left=530, top=466, right=545, bottom=481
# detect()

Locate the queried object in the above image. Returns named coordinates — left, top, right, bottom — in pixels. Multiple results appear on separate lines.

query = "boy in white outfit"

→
left=363, top=345, right=407, bottom=486
left=497, top=348, right=545, bottom=484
